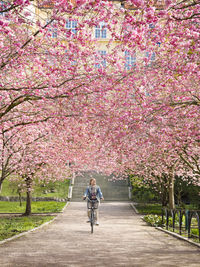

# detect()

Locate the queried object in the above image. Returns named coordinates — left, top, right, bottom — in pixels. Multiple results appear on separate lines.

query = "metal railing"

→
left=161, top=208, right=200, bottom=242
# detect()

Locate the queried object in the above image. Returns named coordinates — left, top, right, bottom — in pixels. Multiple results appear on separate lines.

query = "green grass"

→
left=135, top=203, right=199, bottom=215
left=184, top=204, right=200, bottom=210
left=0, top=179, right=70, bottom=199
left=165, top=226, right=200, bottom=244
left=32, top=180, right=70, bottom=198
left=0, top=215, right=55, bottom=241
left=0, top=201, right=66, bottom=213
left=135, top=203, right=163, bottom=215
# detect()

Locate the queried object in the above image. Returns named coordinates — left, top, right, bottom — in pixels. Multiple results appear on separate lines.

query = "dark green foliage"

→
left=130, top=175, right=160, bottom=203
left=129, top=174, right=200, bottom=208
left=174, top=175, right=200, bottom=208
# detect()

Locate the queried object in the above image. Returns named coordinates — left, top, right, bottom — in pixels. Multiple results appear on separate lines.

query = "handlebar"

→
left=83, top=197, right=104, bottom=201
left=88, top=199, right=99, bottom=203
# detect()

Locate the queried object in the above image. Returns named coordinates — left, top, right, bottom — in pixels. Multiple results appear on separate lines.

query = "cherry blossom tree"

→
left=0, top=0, right=199, bottom=211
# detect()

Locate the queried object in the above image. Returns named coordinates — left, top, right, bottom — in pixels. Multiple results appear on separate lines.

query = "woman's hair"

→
left=89, top=178, right=96, bottom=185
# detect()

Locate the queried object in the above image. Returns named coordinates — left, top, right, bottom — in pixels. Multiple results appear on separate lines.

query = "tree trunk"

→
left=177, top=191, right=182, bottom=207
left=24, top=176, right=32, bottom=216
left=0, top=181, right=3, bottom=193
left=161, top=194, right=168, bottom=207
left=24, top=190, right=32, bottom=216
left=18, top=191, right=22, bottom=207
left=169, top=174, right=175, bottom=209
left=161, top=186, right=168, bottom=207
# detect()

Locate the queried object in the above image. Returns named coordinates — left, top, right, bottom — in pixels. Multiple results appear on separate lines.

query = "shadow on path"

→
left=0, top=202, right=199, bottom=267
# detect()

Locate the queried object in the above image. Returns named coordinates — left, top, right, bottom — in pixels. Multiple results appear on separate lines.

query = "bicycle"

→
left=87, top=198, right=99, bottom=234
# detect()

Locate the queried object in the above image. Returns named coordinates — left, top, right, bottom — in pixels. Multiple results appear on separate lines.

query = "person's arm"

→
left=98, top=187, right=104, bottom=200
left=83, top=187, right=89, bottom=200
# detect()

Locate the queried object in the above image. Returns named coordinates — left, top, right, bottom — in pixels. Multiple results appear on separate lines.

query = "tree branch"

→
left=0, top=15, right=56, bottom=70
left=172, top=13, right=200, bottom=20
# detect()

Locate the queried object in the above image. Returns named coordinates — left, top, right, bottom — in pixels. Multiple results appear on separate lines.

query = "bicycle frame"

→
left=87, top=198, right=99, bottom=234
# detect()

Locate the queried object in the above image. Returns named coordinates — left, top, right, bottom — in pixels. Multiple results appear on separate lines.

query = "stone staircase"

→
left=71, top=171, right=129, bottom=201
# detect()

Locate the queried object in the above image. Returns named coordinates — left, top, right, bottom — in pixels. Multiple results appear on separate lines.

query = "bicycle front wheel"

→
left=90, top=209, right=94, bottom=234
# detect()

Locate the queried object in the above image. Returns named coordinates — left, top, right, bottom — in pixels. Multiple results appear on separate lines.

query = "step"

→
left=72, top=171, right=129, bottom=202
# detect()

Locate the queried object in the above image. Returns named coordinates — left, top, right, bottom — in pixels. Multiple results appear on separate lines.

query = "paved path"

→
left=0, top=202, right=199, bottom=267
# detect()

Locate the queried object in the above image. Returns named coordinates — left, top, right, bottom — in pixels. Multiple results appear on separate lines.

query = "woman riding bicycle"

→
left=83, top=178, right=104, bottom=225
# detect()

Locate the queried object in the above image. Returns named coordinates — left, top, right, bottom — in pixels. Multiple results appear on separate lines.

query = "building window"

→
left=65, top=50, right=77, bottom=66
left=145, top=51, right=156, bottom=66
left=47, top=20, right=57, bottom=38
left=51, top=28, right=57, bottom=38
left=66, top=19, right=77, bottom=36
left=95, top=51, right=107, bottom=68
left=125, top=51, right=136, bottom=70
left=95, top=22, right=107, bottom=39
left=149, top=23, right=155, bottom=29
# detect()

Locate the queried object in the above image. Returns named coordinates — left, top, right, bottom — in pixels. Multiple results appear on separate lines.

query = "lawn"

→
left=135, top=203, right=199, bottom=215
left=0, top=170, right=69, bottom=243
left=0, top=179, right=70, bottom=199
left=135, top=203, right=163, bottom=215
left=0, top=215, right=55, bottom=241
left=0, top=201, right=66, bottom=213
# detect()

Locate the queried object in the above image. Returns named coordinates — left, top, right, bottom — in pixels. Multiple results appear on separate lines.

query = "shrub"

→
left=191, top=229, right=199, bottom=237
left=143, top=214, right=165, bottom=227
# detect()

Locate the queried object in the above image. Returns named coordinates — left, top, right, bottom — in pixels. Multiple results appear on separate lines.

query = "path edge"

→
left=130, top=203, right=139, bottom=214
left=0, top=202, right=70, bottom=246
left=130, top=203, right=200, bottom=249
left=155, top=227, right=200, bottom=249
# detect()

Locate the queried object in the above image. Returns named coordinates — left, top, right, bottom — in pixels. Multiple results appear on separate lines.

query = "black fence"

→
left=161, top=208, right=200, bottom=242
